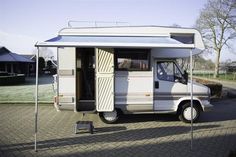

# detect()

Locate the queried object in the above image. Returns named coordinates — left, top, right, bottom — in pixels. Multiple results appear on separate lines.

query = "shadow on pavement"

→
left=94, top=126, right=127, bottom=133
left=0, top=124, right=220, bottom=152
left=51, top=134, right=236, bottom=157
left=199, top=98, right=236, bottom=123
left=118, top=114, right=178, bottom=124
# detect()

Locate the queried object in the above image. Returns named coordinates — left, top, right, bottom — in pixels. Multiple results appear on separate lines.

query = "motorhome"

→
left=36, top=25, right=213, bottom=124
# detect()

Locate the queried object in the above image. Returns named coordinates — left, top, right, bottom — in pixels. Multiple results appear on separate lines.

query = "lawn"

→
left=0, top=76, right=54, bottom=103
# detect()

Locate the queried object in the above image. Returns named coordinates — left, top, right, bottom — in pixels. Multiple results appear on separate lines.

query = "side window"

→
left=170, top=34, right=194, bottom=44
left=157, top=62, right=174, bottom=81
left=157, top=61, right=183, bottom=82
left=115, top=49, right=150, bottom=71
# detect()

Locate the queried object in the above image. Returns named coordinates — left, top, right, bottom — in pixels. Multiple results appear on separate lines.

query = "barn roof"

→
left=0, top=47, right=34, bottom=62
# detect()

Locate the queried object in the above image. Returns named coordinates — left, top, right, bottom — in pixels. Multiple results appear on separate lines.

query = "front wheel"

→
left=178, top=102, right=200, bottom=123
left=99, top=109, right=119, bottom=124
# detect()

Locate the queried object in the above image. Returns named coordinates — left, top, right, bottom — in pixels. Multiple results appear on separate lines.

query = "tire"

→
left=178, top=102, right=200, bottom=123
left=99, top=109, right=119, bottom=124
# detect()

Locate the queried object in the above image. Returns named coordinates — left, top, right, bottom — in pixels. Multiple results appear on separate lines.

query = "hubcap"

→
left=103, top=110, right=117, bottom=122
left=183, top=107, right=197, bottom=121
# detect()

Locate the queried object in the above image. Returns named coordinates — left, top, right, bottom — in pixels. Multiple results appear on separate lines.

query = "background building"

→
left=0, top=47, right=35, bottom=76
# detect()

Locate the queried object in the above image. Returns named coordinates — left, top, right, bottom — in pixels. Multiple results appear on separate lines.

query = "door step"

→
left=77, top=100, right=95, bottom=112
left=74, top=121, right=94, bottom=134
left=79, top=100, right=95, bottom=102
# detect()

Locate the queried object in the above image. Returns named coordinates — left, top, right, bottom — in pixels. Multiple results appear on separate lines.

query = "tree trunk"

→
left=213, top=49, right=221, bottom=78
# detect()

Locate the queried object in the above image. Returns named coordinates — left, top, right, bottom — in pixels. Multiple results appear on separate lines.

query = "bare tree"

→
left=32, top=47, right=54, bottom=60
left=195, top=0, right=236, bottom=78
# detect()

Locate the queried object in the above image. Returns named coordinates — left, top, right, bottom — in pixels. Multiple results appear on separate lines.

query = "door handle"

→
left=155, top=81, right=159, bottom=89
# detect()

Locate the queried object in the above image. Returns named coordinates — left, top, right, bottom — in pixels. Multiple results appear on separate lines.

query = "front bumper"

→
left=202, top=102, right=213, bottom=112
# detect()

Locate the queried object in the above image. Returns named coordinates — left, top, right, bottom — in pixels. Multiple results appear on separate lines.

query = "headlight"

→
left=207, top=88, right=211, bottom=101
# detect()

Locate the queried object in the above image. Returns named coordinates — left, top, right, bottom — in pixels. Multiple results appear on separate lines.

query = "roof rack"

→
left=67, top=20, right=129, bottom=28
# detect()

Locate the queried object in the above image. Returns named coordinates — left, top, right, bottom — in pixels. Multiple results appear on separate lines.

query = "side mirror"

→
left=183, top=70, right=188, bottom=84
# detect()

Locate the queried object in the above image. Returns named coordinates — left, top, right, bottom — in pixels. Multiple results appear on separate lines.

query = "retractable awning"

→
left=35, top=35, right=195, bottom=49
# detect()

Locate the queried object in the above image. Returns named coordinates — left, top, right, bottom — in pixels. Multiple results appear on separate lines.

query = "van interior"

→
left=76, top=48, right=95, bottom=111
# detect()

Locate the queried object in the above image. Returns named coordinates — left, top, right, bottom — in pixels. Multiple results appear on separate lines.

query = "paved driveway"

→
left=0, top=98, right=236, bottom=157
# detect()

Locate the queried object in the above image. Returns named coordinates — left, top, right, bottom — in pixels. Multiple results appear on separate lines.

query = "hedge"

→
left=0, top=74, right=25, bottom=85
left=194, top=78, right=222, bottom=98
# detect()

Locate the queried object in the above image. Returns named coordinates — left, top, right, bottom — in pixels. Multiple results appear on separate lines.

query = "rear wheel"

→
left=178, top=102, right=200, bottom=123
left=99, top=109, right=119, bottom=124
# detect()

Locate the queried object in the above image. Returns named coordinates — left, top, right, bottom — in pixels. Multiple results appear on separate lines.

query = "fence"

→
left=193, top=70, right=236, bottom=81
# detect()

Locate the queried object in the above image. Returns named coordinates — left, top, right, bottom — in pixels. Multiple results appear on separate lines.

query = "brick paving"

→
left=0, top=98, right=236, bottom=157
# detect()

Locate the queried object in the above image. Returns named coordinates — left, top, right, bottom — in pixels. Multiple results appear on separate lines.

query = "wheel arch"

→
left=99, top=108, right=121, bottom=124
left=176, top=98, right=203, bottom=115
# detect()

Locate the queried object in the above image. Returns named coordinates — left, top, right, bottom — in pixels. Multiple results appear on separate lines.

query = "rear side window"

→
left=171, top=34, right=194, bottom=44
left=115, top=49, right=150, bottom=71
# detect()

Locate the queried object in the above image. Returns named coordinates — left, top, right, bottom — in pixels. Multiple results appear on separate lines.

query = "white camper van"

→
left=36, top=25, right=213, bottom=124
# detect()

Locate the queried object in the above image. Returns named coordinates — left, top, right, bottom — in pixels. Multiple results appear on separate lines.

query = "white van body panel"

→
left=115, top=71, right=153, bottom=111
left=154, top=80, right=188, bottom=111
left=58, top=47, right=76, bottom=111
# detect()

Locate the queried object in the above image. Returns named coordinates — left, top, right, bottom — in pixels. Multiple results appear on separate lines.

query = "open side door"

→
left=57, top=47, right=76, bottom=111
left=96, top=48, right=114, bottom=112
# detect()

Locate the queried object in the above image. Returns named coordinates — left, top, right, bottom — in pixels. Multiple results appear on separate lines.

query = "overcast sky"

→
left=1, top=0, right=236, bottom=61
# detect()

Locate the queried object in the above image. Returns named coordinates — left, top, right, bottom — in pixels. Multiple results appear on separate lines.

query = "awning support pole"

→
left=34, top=47, right=39, bottom=152
left=190, top=49, right=193, bottom=150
